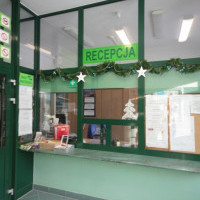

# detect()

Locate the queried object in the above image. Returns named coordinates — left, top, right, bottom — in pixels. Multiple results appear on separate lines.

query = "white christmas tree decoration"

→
left=122, top=99, right=138, bottom=120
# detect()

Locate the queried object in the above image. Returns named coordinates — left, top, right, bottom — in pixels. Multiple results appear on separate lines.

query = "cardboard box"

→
left=39, top=140, right=59, bottom=151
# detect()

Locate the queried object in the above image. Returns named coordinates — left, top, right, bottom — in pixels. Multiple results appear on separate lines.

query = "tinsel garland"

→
left=37, top=58, right=200, bottom=82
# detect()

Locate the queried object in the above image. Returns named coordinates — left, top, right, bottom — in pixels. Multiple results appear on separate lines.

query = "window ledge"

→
left=29, top=148, right=200, bottom=173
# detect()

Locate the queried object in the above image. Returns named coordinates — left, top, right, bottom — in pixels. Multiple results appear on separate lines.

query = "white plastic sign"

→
left=0, top=29, right=9, bottom=44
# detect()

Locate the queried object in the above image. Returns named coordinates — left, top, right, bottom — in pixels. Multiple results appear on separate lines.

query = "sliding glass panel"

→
left=83, top=73, right=138, bottom=120
left=40, top=12, right=78, bottom=69
left=83, top=124, right=106, bottom=145
left=20, top=20, right=34, bottom=69
left=111, top=125, right=138, bottom=148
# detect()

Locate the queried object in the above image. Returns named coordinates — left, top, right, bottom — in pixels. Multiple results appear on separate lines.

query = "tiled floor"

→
left=18, top=190, right=84, bottom=200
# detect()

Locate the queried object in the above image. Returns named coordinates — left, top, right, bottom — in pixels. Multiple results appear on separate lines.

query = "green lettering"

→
left=129, top=47, right=135, bottom=58
left=123, top=47, right=128, bottom=58
left=98, top=50, right=103, bottom=60
left=104, top=49, right=109, bottom=59
left=116, top=48, right=122, bottom=58
left=86, top=51, right=92, bottom=61
left=110, top=48, right=115, bottom=59
left=92, top=50, right=97, bottom=60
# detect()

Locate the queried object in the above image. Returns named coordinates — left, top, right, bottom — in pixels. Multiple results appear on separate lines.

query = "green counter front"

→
left=26, top=148, right=200, bottom=200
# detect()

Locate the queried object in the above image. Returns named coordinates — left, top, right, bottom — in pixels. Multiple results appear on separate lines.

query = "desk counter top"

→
left=29, top=147, right=200, bottom=173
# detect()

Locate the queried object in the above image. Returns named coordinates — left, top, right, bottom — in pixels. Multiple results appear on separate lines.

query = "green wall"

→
left=36, top=70, right=200, bottom=200
left=34, top=153, right=200, bottom=200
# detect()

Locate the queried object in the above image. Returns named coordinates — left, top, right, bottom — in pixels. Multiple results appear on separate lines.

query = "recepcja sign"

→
left=0, top=29, right=9, bottom=44
left=83, top=43, right=138, bottom=64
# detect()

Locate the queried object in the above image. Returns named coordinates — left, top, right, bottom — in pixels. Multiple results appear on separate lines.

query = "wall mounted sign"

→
left=19, top=73, right=33, bottom=87
left=0, top=45, right=10, bottom=60
left=0, top=12, right=11, bottom=30
left=0, top=29, right=9, bottom=44
left=69, top=79, right=77, bottom=87
left=83, top=43, right=138, bottom=64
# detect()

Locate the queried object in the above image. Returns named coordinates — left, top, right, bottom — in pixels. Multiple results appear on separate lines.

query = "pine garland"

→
left=37, top=58, right=200, bottom=82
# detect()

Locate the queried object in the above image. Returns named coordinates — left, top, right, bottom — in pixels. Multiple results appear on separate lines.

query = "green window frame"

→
left=20, top=0, right=200, bottom=161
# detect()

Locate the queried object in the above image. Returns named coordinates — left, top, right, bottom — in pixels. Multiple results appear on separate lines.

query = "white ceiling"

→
left=20, top=0, right=106, bottom=15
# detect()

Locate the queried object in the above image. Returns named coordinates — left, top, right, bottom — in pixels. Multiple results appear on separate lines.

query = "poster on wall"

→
left=145, top=95, right=169, bottom=149
left=19, top=85, right=33, bottom=109
left=18, top=110, right=33, bottom=136
left=18, top=73, right=33, bottom=136
left=169, top=95, right=195, bottom=152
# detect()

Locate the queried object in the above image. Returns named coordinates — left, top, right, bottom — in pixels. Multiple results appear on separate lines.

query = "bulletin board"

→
left=145, top=94, right=200, bottom=154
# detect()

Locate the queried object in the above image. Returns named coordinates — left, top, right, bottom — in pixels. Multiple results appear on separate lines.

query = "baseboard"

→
left=15, top=184, right=33, bottom=200
left=33, top=184, right=105, bottom=200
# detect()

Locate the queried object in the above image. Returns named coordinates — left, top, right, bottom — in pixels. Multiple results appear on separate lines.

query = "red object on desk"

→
left=54, top=124, right=70, bottom=140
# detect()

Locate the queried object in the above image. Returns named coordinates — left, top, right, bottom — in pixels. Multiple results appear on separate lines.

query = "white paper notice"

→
left=84, top=104, right=95, bottom=109
left=190, top=95, right=200, bottom=114
left=84, top=110, right=94, bottom=116
left=19, top=85, right=33, bottom=109
left=169, top=95, right=195, bottom=152
left=84, top=97, right=95, bottom=103
left=145, top=95, right=168, bottom=149
left=18, top=109, right=33, bottom=136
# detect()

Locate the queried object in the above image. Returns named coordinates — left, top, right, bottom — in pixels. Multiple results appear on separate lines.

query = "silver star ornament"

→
left=136, top=66, right=147, bottom=77
left=77, top=72, right=86, bottom=82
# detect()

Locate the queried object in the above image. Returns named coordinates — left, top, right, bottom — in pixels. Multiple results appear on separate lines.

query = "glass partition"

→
left=111, top=125, right=138, bottom=148
left=83, top=124, right=106, bottom=145
left=145, top=0, right=200, bottom=61
left=40, top=11, right=78, bottom=70
left=83, top=73, right=138, bottom=120
left=20, top=20, right=34, bottom=68
left=39, top=92, right=77, bottom=140
left=145, top=70, right=200, bottom=154
left=84, top=0, right=138, bottom=66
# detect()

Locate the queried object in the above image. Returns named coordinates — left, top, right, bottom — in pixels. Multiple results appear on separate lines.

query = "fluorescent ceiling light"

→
left=25, top=43, right=52, bottom=55
left=151, top=10, right=164, bottom=39
left=63, top=26, right=94, bottom=47
left=115, top=29, right=131, bottom=45
left=178, top=16, right=194, bottom=42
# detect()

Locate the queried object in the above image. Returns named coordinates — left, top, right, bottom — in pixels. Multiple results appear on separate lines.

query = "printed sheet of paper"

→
left=169, top=95, right=195, bottom=152
left=19, top=85, right=33, bottom=109
left=18, top=109, right=33, bottom=136
left=190, top=95, right=200, bottom=114
left=145, top=95, right=169, bottom=149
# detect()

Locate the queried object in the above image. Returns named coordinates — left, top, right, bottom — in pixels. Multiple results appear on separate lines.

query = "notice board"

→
left=145, top=94, right=200, bottom=154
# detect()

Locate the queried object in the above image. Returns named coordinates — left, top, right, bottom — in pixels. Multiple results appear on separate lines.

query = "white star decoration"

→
left=76, top=72, right=86, bottom=82
left=136, top=66, right=147, bottom=77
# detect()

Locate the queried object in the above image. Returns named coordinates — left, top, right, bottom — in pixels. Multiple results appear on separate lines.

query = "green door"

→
left=0, top=72, right=14, bottom=200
